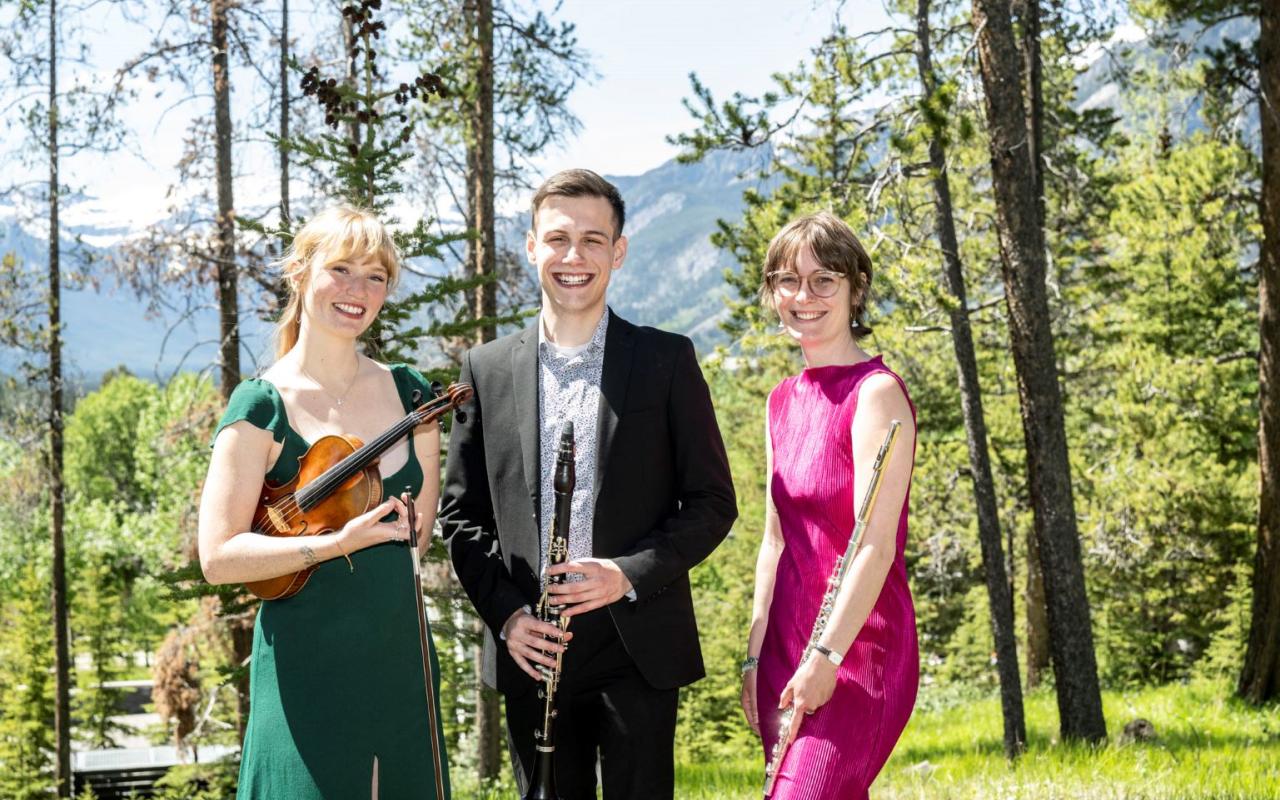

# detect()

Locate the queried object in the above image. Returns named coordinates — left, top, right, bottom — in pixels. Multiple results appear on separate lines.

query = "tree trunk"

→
left=971, top=0, right=1106, bottom=742
left=469, top=0, right=497, bottom=345
left=279, top=0, right=290, bottom=227
left=474, top=619, right=503, bottom=780
left=1024, top=525, right=1051, bottom=688
left=48, top=2, right=71, bottom=793
left=212, top=0, right=239, bottom=401
left=342, top=13, right=360, bottom=152
left=1240, top=0, right=1280, bottom=705
left=1017, top=0, right=1043, bottom=227
left=467, top=1, right=501, bottom=773
left=915, top=0, right=1025, bottom=758
left=230, top=610, right=254, bottom=742
left=1016, top=0, right=1053, bottom=696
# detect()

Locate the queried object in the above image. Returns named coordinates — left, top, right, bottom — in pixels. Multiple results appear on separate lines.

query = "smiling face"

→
left=772, top=247, right=853, bottom=347
left=527, top=194, right=627, bottom=323
left=299, top=252, right=390, bottom=340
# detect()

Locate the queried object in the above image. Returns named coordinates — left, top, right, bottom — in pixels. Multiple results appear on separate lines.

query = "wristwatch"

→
left=813, top=644, right=844, bottom=667
left=740, top=655, right=760, bottom=674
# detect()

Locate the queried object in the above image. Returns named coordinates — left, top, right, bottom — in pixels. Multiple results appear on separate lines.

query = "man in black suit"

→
left=439, top=169, right=736, bottom=799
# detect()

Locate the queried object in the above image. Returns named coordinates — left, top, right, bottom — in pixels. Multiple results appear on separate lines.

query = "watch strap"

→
left=813, top=644, right=844, bottom=667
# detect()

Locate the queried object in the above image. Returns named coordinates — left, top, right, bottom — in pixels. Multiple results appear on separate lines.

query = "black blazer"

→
left=439, top=311, right=737, bottom=696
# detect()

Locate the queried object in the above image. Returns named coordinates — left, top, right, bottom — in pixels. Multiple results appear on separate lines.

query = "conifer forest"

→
left=0, top=0, right=1277, bottom=797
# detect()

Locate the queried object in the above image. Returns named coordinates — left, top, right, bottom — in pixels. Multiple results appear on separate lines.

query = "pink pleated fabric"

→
left=759, top=357, right=919, bottom=800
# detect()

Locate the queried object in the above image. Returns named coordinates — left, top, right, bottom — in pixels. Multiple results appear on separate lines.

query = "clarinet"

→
left=524, top=422, right=575, bottom=800
left=762, top=421, right=902, bottom=797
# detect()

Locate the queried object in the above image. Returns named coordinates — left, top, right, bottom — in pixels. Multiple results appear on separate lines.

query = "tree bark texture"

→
left=916, top=0, right=1025, bottom=758
left=212, top=0, right=240, bottom=401
left=48, top=1, right=72, bottom=793
left=342, top=13, right=360, bottom=153
left=279, top=0, right=290, bottom=226
left=231, top=609, right=254, bottom=741
left=971, top=0, right=1106, bottom=742
left=474, top=619, right=503, bottom=780
left=1240, top=0, right=1280, bottom=705
left=462, top=0, right=501, bottom=770
left=1017, top=0, right=1044, bottom=227
left=1024, top=526, right=1051, bottom=688
left=468, top=0, right=497, bottom=345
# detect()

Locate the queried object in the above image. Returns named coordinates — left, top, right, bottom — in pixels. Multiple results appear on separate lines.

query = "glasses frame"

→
left=766, top=269, right=847, bottom=299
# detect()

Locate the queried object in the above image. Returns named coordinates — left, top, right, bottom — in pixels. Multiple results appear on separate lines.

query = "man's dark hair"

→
left=530, top=169, right=626, bottom=239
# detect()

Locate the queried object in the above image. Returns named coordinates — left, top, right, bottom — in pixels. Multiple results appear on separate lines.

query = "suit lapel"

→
left=594, top=311, right=635, bottom=512
left=511, top=323, right=541, bottom=510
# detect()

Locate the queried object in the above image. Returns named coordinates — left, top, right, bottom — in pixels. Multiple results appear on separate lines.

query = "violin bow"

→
left=404, top=486, right=445, bottom=799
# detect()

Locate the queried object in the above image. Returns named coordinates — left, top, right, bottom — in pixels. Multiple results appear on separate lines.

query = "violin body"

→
left=241, top=381, right=473, bottom=602
left=246, top=434, right=383, bottom=601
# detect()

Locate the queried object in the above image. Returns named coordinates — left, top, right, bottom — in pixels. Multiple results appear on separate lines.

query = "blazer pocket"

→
left=620, top=405, right=662, bottom=421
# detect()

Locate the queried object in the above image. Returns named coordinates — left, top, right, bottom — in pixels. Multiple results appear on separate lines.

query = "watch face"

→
left=815, top=645, right=842, bottom=666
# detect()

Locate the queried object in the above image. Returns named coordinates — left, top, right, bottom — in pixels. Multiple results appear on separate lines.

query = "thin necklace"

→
left=299, top=357, right=361, bottom=408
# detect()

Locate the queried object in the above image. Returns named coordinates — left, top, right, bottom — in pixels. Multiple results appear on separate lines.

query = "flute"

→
left=762, top=420, right=902, bottom=797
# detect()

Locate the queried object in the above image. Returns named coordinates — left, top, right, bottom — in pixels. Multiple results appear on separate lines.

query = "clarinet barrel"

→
left=524, top=422, right=575, bottom=800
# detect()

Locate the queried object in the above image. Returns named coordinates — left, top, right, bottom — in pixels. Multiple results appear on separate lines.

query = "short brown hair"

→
left=531, top=169, right=626, bottom=239
left=760, top=212, right=873, bottom=338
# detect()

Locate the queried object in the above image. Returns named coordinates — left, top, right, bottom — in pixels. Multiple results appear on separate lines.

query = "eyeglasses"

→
left=766, top=270, right=845, bottom=299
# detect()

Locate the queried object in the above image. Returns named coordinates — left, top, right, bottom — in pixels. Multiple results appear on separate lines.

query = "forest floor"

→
left=666, top=680, right=1280, bottom=799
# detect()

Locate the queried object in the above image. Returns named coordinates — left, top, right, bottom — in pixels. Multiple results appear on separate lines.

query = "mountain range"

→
left=1, top=16, right=1262, bottom=387
left=0, top=147, right=760, bottom=386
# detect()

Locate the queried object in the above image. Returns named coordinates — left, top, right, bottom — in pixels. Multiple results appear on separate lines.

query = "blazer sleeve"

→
left=611, top=338, right=738, bottom=600
left=438, top=349, right=529, bottom=637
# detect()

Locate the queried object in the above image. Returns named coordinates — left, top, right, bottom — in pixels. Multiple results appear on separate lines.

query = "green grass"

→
left=672, top=681, right=1280, bottom=799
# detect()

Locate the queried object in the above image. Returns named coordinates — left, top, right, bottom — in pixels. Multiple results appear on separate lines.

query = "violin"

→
left=244, top=381, right=472, bottom=601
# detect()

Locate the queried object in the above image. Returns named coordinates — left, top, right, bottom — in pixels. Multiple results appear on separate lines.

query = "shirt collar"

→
left=538, top=307, right=610, bottom=356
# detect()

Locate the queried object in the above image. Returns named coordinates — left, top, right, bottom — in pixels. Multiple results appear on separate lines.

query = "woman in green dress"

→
left=197, top=205, right=451, bottom=799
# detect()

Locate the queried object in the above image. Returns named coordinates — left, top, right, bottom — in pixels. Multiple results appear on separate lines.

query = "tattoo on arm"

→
left=301, top=544, right=318, bottom=567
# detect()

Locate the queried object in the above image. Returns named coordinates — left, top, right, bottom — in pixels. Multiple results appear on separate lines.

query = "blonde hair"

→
left=273, top=205, right=401, bottom=358
left=760, top=211, right=874, bottom=338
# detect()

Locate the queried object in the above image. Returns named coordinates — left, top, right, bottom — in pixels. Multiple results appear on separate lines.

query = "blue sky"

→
left=4, top=1, right=889, bottom=239
left=533, top=0, right=890, bottom=176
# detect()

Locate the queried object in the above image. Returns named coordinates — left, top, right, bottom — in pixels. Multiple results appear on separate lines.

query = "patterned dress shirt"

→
left=537, top=309, right=609, bottom=579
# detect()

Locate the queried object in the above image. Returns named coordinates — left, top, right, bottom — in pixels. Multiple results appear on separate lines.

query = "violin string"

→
left=270, top=388, right=465, bottom=528
left=259, top=392, right=464, bottom=531
left=266, top=409, right=427, bottom=528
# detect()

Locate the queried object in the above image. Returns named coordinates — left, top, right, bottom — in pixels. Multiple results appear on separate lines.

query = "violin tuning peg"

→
left=411, top=388, right=422, bottom=405
left=454, top=410, right=468, bottom=424
left=429, top=380, right=444, bottom=398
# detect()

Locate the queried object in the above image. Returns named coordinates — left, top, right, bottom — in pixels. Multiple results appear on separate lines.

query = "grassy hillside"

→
left=667, top=681, right=1279, bottom=799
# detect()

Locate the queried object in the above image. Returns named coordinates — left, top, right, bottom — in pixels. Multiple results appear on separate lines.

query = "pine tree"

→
left=909, top=0, right=1025, bottom=757
left=970, top=0, right=1107, bottom=743
left=286, top=0, right=498, bottom=362
left=73, top=551, right=135, bottom=749
left=1139, top=0, right=1280, bottom=707
left=402, top=0, right=591, bottom=348
left=0, top=565, right=57, bottom=799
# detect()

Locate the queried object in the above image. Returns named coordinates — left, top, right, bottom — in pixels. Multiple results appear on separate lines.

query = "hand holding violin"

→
left=334, top=495, right=413, bottom=553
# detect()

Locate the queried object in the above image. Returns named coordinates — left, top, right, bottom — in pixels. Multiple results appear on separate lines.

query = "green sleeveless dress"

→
left=214, top=364, right=451, bottom=800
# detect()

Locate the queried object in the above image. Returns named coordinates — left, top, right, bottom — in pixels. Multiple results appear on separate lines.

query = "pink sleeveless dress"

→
left=759, top=357, right=919, bottom=799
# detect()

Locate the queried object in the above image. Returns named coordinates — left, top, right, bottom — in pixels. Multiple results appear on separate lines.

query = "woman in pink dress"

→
left=740, top=212, right=919, bottom=799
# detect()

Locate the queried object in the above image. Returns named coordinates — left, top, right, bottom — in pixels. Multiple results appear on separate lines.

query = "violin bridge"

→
left=265, top=504, right=290, bottom=534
